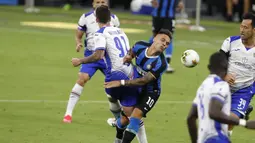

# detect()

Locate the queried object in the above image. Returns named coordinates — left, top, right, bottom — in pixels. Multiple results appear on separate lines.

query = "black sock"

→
left=116, top=126, right=125, bottom=140
left=166, top=57, right=171, bottom=64
left=122, top=130, right=136, bottom=143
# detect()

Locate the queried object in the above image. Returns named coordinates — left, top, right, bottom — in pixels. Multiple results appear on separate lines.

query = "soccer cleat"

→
left=166, top=65, right=174, bottom=73
left=245, top=105, right=253, bottom=120
left=107, top=118, right=117, bottom=127
left=63, top=115, right=72, bottom=123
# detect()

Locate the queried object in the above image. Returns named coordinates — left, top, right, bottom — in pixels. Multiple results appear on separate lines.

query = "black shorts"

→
left=152, top=17, right=175, bottom=34
left=136, top=89, right=160, bottom=117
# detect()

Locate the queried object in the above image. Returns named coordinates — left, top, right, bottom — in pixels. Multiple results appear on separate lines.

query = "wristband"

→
left=239, top=119, right=247, bottom=127
left=120, top=80, right=125, bottom=86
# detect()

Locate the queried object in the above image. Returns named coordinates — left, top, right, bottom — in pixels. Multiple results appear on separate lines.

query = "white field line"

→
left=0, top=100, right=192, bottom=104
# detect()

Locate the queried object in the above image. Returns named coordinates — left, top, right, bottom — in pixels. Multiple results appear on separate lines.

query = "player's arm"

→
left=187, top=104, right=198, bottom=143
left=123, top=72, right=156, bottom=86
left=219, top=37, right=231, bottom=60
left=76, top=14, right=87, bottom=52
left=209, top=82, right=244, bottom=126
left=71, top=50, right=104, bottom=67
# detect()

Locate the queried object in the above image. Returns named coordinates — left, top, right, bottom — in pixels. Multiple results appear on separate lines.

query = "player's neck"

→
left=242, top=37, right=255, bottom=47
left=98, top=23, right=110, bottom=28
left=147, top=47, right=160, bottom=56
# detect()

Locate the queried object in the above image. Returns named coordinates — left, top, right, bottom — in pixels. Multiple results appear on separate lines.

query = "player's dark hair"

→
left=158, top=29, right=172, bottom=40
left=208, top=52, right=228, bottom=76
left=95, top=5, right=111, bottom=24
left=243, top=12, right=255, bottom=28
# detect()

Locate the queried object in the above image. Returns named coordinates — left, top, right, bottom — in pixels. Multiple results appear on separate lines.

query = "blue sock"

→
left=149, top=36, right=153, bottom=43
left=126, top=117, right=140, bottom=134
left=165, top=41, right=173, bottom=58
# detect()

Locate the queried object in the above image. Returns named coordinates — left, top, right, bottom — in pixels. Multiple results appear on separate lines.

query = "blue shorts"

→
left=79, top=50, right=106, bottom=78
left=204, top=135, right=230, bottom=143
left=105, top=70, right=139, bottom=107
left=231, top=83, right=255, bottom=117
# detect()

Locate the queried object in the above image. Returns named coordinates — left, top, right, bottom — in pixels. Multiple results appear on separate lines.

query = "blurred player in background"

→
left=104, top=29, right=171, bottom=143
left=219, top=12, right=255, bottom=136
left=24, top=0, right=40, bottom=13
left=63, top=0, right=121, bottom=123
left=150, top=0, right=184, bottom=73
left=187, top=52, right=255, bottom=143
left=71, top=5, right=148, bottom=143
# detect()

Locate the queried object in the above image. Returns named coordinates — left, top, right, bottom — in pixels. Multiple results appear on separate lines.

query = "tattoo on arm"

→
left=80, top=50, right=104, bottom=64
left=124, top=72, right=156, bottom=86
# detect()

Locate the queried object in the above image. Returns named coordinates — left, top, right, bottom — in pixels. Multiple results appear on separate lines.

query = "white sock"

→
left=228, top=131, right=233, bottom=137
left=65, top=83, right=83, bottom=116
left=107, top=94, right=121, bottom=119
left=136, top=120, right=148, bottom=143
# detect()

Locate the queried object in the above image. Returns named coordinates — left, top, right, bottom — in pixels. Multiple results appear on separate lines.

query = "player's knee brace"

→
left=126, top=117, right=141, bottom=134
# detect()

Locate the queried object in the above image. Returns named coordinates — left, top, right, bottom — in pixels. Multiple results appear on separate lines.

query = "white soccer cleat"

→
left=166, top=64, right=174, bottom=73
left=107, top=118, right=116, bottom=127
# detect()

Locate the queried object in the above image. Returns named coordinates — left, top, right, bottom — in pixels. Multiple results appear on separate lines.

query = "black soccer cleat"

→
left=245, top=105, right=253, bottom=120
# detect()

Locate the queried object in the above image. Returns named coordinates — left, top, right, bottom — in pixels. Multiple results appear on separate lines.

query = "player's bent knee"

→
left=131, top=108, right=144, bottom=119
left=122, top=106, right=134, bottom=117
left=77, top=73, right=90, bottom=86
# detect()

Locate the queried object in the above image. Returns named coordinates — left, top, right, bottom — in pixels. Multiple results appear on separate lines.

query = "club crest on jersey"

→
left=146, top=64, right=152, bottom=70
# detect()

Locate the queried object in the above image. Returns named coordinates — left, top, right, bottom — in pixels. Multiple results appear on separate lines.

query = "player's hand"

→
left=104, top=81, right=121, bottom=88
left=224, top=74, right=236, bottom=85
left=71, top=58, right=82, bottom=67
left=76, top=43, right=83, bottom=52
left=177, top=1, right=184, bottom=11
left=245, top=120, right=255, bottom=129
left=123, top=55, right=133, bottom=64
left=151, top=0, right=158, bottom=8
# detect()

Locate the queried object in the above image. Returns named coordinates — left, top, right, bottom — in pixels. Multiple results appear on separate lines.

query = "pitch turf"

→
left=0, top=6, right=254, bottom=143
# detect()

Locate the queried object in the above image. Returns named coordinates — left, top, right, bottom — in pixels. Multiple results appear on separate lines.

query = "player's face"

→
left=93, top=0, right=107, bottom=9
left=153, top=34, right=171, bottom=53
left=240, top=19, right=254, bottom=40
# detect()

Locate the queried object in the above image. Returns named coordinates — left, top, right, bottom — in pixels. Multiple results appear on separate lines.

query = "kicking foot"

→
left=107, top=118, right=116, bottom=127
left=63, top=115, right=72, bottom=123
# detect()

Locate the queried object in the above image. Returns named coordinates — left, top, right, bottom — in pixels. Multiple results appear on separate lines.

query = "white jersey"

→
left=77, top=11, right=120, bottom=51
left=93, top=26, right=133, bottom=77
left=193, top=74, right=231, bottom=143
left=221, top=36, right=255, bottom=92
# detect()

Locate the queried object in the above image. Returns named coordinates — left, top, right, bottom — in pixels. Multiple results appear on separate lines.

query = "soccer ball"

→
left=181, top=49, right=200, bottom=68
left=130, top=0, right=143, bottom=12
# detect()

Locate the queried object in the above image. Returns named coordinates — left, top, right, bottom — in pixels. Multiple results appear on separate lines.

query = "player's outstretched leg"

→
left=114, top=111, right=130, bottom=143
left=107, top=95, right=122, bottom=120
left=63, top=72, right=89, bottom=123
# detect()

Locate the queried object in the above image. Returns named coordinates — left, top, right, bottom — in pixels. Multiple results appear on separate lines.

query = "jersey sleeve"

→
left=211, top=81, right=230, bottom=103
left=193, top=96, right=199, bottom=105
left=93, top=33, right=106, bottom=51
left=150, top=57, right=167, bottom=79
left=220, top=37, right=231, bottom=53
left=77, top=14, right=87, bottom=32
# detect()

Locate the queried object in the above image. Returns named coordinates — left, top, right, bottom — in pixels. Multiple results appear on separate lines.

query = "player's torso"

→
left=152, top=0, right=178, bottom=18
left=228, top=37, right=255, bottom=90
left=135, top=47, right=163, bottom=90
left=102, top=27, right=133, bottom=78
left=83, top=12, right=117, bottom=50
left=196, top=75, right=231, bottom=143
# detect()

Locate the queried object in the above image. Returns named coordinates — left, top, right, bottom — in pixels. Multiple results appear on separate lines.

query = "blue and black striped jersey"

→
left=152, top=0, right=179, bottom=18
left=132, top=41, right=167, bottom=92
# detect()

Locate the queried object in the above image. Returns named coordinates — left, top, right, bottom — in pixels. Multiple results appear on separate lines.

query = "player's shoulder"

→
left=134, top=41, right=151, bottom=48
left=224, top=35, right=241, bottom=43
left=211, top=75, right=230, bottom=92
left=110, top=13, right=118, bottom=19
left=84, top=11, right=94, bottom=17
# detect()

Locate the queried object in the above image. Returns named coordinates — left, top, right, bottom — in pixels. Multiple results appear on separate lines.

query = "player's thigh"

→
left=152, top=17, right=164, bottom=35
left=204, top=135, right=230, bottom=143
left=136, top=90, right=160, bottom=117
left=162, top=18, right=175, bottom=33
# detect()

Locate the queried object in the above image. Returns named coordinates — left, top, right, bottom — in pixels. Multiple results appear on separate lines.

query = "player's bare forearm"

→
left=124, top=72, right=155, bottom=86
left=80, top=50, right=104, bottom=64
left=75, top=30, right=84, bottom=44
left=187, top=104, right=198, bottom=143
left=209, top=98, right=239, bottom=125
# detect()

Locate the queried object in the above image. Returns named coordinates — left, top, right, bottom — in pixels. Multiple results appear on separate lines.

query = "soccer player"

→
left=63, top=0, right=121, bottom=123
left=187, top=52, right=255, bottom=143
left=104, top=29, right=172, bottom=143
left=149, top=0, right=184, bottom=73
left=219, top=12, right=255, bottom=135
left=71, top=5, right=148, bottom=143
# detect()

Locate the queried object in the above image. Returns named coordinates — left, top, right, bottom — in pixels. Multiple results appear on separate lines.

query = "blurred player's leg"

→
left=63, top=72, right=88, bottom=123
left=24, top=0, right=40, bottom=13
left=107, top=94, right=122, bottom=119
left=136, top=120, right=148, bottom=143
left=165, top=41, right=174, bottom=73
